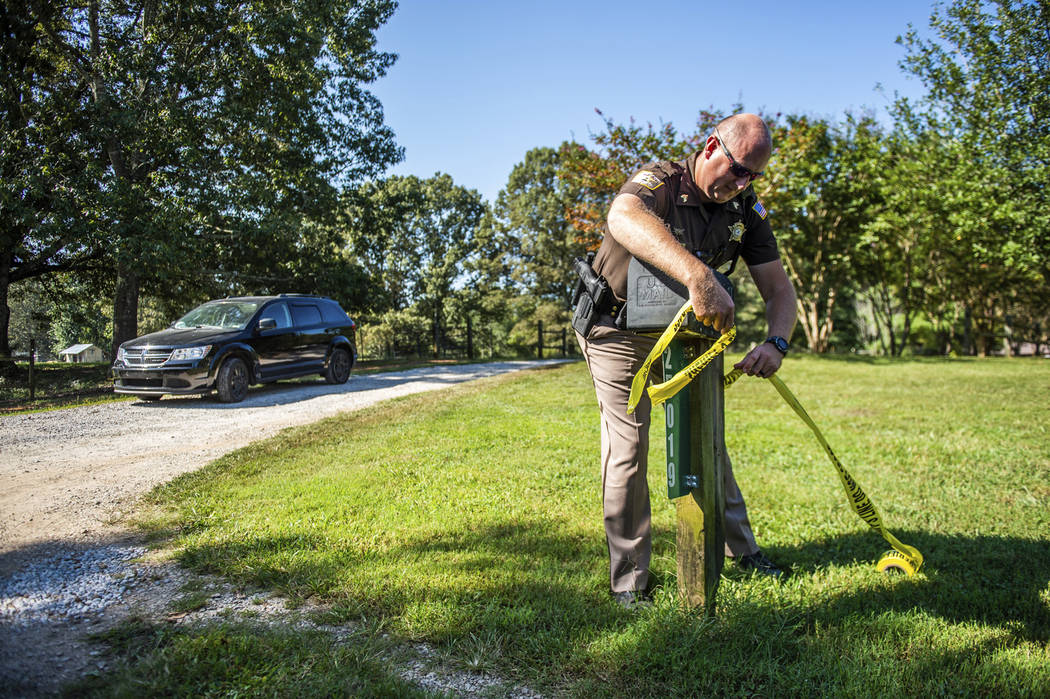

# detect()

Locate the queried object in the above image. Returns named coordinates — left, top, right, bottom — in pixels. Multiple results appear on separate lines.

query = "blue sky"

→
left=369, top=1, right=937, bottom=203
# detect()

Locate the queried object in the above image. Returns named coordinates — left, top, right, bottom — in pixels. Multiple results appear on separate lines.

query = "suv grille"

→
left=123, top=347, right=172, bottom=367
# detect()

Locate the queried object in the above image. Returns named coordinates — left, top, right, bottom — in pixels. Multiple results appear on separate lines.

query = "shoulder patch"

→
left=631, top=170, right=664, bottom=191
left=752, top=200, right=768, bottom=219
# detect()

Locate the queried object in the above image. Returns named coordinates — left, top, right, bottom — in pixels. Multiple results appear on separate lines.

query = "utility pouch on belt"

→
left=572, top=254, right=620, bottom=337
left=624, top=257, right=733, bottom=339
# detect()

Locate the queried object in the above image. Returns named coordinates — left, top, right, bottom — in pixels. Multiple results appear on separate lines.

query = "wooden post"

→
left=537, top=321, right=543, bottom=359
left=29, top=339, right=36, bottom=401
left=561, top=327, right=567, bottom=357
left=664, top=335, right=727, bottom=613
left=466, top=316, right=474, bottom=360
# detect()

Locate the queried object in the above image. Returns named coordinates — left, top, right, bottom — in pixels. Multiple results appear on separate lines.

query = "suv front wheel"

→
left=324, top=347, right=352, bottom=385
left=215, top=356, right=250, bottom=403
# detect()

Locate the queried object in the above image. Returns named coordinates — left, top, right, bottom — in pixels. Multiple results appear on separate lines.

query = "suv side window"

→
left=321, top=300, right=350, bottom=324
left=291, top=303, right=323, bottom=328
left=259, top=301, right=292, bottom=329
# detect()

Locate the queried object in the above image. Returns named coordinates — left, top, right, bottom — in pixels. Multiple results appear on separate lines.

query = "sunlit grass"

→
left=95, top=356, right=1050, bottom=696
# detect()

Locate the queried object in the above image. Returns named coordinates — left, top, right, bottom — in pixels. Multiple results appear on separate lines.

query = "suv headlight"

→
left=116, top=347, right=126, bottom=362
left=168, top=345, right=212, bottom=361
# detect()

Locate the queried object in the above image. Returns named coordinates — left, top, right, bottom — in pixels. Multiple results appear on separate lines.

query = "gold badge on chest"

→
left=729, top=221, right=745, bottom=242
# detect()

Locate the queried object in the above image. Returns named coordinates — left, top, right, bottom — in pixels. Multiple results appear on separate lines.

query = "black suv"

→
left=112, top=295, right=357, bottom=403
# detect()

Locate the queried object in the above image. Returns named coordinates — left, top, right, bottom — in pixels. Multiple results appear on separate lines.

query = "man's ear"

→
left=702, top=135, right=719, bottom=159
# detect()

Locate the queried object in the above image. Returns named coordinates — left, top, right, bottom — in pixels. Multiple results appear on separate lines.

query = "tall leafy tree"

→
left=0, top=0, right=104, bottom=366
left=492, top=145, right=588, bottom=305
left=9, top=0, right=402, bottom=357
left=342, top=176, right=427, bottom=315
left=341, top=174, right=485, bottom=353
left=896, top=0, right=1050, bottom=354
left=558, top=109, right=709, bottom=251
left=755, top=115, right=878, bottom=353
left=851, top=121, right=930, bottom=355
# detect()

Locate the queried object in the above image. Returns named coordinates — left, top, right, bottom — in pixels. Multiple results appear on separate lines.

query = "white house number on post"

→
left=665, top=402, right=675, bottom=488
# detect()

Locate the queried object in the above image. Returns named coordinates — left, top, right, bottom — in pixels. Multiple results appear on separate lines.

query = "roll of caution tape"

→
left=876, top=549, right=918, bottom=576
left=630, top=322, right=925, bottom=575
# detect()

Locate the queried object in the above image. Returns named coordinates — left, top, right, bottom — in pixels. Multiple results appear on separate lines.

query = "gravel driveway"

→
left=0, top=360, right=568, bottom=696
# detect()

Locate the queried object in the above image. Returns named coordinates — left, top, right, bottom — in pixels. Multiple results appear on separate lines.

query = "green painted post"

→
left=663, top=335, right=727, bottom=613
left=663, top=340, right=691, bottom=500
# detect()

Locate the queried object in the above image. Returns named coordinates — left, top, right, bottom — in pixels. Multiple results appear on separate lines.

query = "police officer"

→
left=575, top=113, right=798, bottom=606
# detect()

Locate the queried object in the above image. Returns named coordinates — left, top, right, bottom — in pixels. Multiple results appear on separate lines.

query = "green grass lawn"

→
left=79, top=356, right=1050, bottom=697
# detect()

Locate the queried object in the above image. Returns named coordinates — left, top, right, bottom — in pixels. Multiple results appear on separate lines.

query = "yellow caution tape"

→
left=626, top=300, right=736, bottom=414
left=628, top=313, right=925, bottom=574
left=723, top=367, right=924, bottom=575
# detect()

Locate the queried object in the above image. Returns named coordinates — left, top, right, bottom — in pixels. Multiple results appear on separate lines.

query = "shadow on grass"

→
left=62, top=616, right=435, bottom=698
left=176, top=518, right=606, bottom=626
left=761, top=528, right=1050, bottom=641
left=162, top=518, right=1050, bottom=696
left=176, top=521, right=1050, bottom=635
left=609, top=527, right=1050, bottom=696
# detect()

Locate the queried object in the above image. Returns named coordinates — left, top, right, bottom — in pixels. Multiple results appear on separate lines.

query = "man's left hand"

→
left=734, top=343, right=783, bottom=378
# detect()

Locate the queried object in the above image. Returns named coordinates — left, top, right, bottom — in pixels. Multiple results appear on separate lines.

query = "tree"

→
left=341, top=174, right=486, bottom=356
left=9, top=0, right=402, bottom=358
left=851, top=122, right=928, bottom=356
left=0, top=0, right=105, bottom=367
left=896, top=0, right=1050, bottom=354
left=492, top=146, right=589, bottom=305
left=757, top=115, right=878, bottom=353
left=558, top=110, right=714, bottom=250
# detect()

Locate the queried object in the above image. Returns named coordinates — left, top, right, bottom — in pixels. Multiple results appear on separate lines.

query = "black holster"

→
left=571, top=254, right=622, bottom=337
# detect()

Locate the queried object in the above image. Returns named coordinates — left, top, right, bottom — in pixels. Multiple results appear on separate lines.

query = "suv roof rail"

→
left=215, top=294, right=334, bottom=301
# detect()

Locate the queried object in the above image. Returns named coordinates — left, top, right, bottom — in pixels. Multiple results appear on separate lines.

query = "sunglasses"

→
left=714, top=127, right=763, bottom=182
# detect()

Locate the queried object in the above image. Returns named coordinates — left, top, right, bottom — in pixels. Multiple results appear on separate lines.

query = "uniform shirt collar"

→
left=677, top=151, right=704, bottom=208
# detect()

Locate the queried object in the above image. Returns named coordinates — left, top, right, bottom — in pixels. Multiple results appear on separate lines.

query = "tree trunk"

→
left=799, top=288, right=836, bottom=354
left=432, top=307, right=440, bottom=358
left=111, top=266, right=139, bottom=357
left=0, top=251, right=13, bottom=376
left=0, top=249, right=12, bottom=360
left=975, top=334, right=988, bottom=358
left=962, top=305, right=974, bottom=356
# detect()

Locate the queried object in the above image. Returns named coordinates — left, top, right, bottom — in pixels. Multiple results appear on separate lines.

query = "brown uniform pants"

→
left=577, top=320, right=759, bottom=593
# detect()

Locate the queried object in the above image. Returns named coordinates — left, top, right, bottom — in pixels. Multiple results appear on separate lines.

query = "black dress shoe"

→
left=612, top=589, right=653, bottom=609
left=736, top=551, right=786, bottom=579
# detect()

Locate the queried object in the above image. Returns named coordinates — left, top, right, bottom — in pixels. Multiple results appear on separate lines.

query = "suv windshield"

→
left=173, top=301, right=262, bottom=330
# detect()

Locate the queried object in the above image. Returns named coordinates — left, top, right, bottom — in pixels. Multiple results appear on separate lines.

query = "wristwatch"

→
left=765, top=336, right=789, bottom=355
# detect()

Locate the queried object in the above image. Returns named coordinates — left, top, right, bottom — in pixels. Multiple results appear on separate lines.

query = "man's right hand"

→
left=688, top=275, right=735, bottom=332
left=606, top=193, right=735, bottom=331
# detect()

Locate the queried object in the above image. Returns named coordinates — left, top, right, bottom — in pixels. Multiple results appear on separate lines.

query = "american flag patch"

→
left=753, top=201, right=767, bottom=219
